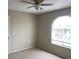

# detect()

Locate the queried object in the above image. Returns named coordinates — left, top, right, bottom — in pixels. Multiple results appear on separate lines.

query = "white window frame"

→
left=51, top=16, right=71, bottom=49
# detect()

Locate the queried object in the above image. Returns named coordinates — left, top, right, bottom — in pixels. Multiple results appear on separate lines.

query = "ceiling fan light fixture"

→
left=34, top=4, right=41, bottom=10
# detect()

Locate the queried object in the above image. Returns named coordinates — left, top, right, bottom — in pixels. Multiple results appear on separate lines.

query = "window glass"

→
left=51, top=16, right=71, bottom=48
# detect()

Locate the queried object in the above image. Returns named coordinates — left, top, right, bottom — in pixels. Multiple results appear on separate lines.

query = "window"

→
left=51, top=16, right=71, bottom=49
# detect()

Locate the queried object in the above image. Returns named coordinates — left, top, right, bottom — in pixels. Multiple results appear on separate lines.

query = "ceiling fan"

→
left=21, top=0, right=53, bottom=10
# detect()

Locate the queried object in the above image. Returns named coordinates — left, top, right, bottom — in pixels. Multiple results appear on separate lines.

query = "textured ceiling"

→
left=8, top=0, right=71, bottom=14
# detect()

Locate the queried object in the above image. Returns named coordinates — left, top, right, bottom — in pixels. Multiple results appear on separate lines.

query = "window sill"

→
left=51, top=41, right=71, bottom=49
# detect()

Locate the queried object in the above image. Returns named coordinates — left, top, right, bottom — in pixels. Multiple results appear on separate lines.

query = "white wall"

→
left=8, top=10, right=37, bottom=52
left=37, top=8, right=71, bottom=59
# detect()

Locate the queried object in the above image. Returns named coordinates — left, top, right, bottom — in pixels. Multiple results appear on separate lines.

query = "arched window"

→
left=51, top=16, right=71, bottom=48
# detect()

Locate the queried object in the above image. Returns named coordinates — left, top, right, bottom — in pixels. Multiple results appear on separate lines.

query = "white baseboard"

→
left=8, top=47, right=33, bottom=54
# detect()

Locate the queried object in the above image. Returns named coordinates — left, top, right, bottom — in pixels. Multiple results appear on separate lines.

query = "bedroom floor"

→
left=8, top=48, right=62, bottom=59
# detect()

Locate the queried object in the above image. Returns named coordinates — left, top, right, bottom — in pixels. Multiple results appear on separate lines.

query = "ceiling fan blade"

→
left=41, top=4, right=53, bottom=6
left=26, top=6, right=34, bottom=9
left=21, top=0, right=34, bottom=4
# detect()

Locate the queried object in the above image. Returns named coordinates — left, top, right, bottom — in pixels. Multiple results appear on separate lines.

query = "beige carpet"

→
left=8, top=48, right=62, bottom=59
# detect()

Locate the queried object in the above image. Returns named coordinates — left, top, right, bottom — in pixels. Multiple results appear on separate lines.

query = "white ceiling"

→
left=8, top=0, right=71, bottom=14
